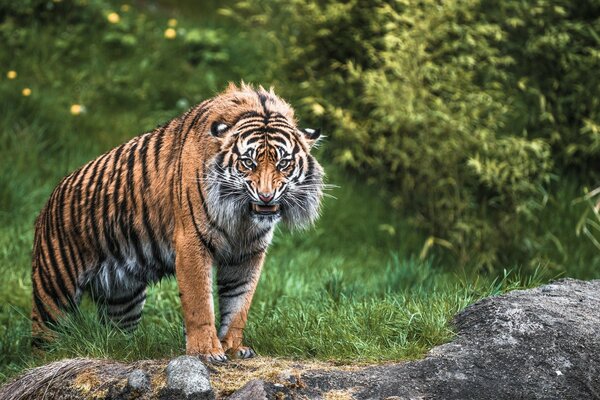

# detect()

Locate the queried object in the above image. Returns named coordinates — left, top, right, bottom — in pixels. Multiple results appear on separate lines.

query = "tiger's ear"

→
left=210, top=121, right=231, bottom=138
left=301, top=128, right=321, bottom=147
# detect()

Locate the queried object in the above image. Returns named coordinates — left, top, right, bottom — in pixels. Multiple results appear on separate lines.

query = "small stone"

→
left=166, top=356, right=213, bottom=398
left=228, top=380, right=268, bottom=400
left=127, top=369, right=150, bottom=392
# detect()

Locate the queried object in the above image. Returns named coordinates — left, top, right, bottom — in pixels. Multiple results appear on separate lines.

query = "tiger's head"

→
left=201, top=83, right=324, bottom=231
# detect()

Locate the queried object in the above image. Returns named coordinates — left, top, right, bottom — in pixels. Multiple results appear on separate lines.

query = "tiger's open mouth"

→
left=251, top=203, right=281, bottom=215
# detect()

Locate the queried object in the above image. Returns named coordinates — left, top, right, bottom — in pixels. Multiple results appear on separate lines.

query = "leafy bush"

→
left=479, top=0, right=600, bottom=170
left=226, top=0, right=600, bottom=267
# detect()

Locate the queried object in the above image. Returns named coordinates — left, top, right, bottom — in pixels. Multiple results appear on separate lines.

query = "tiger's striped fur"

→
left=31, top=83, right=324, bottom=361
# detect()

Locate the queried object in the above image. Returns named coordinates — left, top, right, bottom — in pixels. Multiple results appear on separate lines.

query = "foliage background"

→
left=227, top=0, right=600, bottom=268
left=0, top=0, right=599, bottom=383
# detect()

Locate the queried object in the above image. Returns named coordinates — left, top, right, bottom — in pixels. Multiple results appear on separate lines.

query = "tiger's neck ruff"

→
left=30, top=83, right=324, bottom=361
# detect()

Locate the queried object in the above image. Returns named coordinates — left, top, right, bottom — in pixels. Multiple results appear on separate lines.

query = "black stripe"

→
left=153, top=125, right=166, bottom=171
left=119, top=140, right=138, bottom=247
left=234, top=111, right=261, bottom=123
left=104, top=146, right=126, bottom=262
left=195, top=170, right=229, bottom=239
left=68, top=164, right=88, bottom=237
left=214, top=151, right=227, bottom=167
left=107, top=294, right=146, bottom=317
left=128, top=211, right=148, bottom=266
left=292, top=141, right=300, bottom=156
left=176, top=108, right=206, bottom=203
left=175, top=114, right=190, bottom=203
left=33, top=282, right=57, bottom=326
left=51, top=184, right=78, bottom=291
left=116, top=313, right=142, bottom=327
left=107, top=285, right=146, bottom=306
left=41, top=218, right=74, bottom=311
left=296, top=157, right=305, bottom=178
left=268, top=127, right=294, bottom=142
left=186, top=188, right=216, bottom=255
left=140, top=189, right=164, bottom=269
left=110, top=145, right=129, bottom=263
left=139, top=134, right=151, bottom=188
left=255, top=90, right=269, bottom=115
left=69, top=163, right=92, bottom=237
left=265, top=135, right=291, bottom=148
left=113, top=142, right=134, bottom=217
left=36, top=255, right=59, bottom=303
left=268, top=122, right=295, bottom=131
left=126, top=139, right=139, bottom=212
left=219, top=308, right=235, bottom=321
left=219, top=288, right=248, bottom=299
left=236, top=120, right=264, bottom=132
left=88, top=152, right=112, bottom=251
left=60, top=173, right=83, bottom=269
left=56, top=179, right=81, bottom=282
left=218, top=278, right=250, bottom=294
left=240, top=127, right=268, bottom=140
left=83, top=154, right=108, bottom=242
left=306, top=156, right=315, bottom=179
left=245, top=136, right=264, bottom=146
left=240, top=125, right=290, bottom=140
left=37, top=253, right=71, bottom=312
left=268, top=113, right=287, bottom=120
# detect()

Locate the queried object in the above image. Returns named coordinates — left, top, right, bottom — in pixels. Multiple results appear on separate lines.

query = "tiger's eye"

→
left=278, top=159, right=291, bottom=170
left=241, top=158, right=255, bottom=169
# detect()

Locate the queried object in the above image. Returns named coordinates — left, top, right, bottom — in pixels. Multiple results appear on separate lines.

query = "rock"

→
left=226, top=380, right=268, bottom=400
left=127, top=369, right=150, bottom=392
left=284, top=278, right=600, bottom=400
left=163, top=356, right=214, bottom=400
left=225, top=379, right=295, bottom=400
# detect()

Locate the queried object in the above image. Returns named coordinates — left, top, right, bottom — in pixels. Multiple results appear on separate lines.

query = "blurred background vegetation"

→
left=1, top=0, right=599, bottom=383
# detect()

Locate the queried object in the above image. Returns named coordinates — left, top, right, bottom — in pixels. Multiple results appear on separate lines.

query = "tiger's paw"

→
left=226, top=346, right=257, bottom=360
left=186, top=342, right=227, bottom=363
left=202, top=351, right=228, bottom=363
left=190, top=348, right=227, bottom=363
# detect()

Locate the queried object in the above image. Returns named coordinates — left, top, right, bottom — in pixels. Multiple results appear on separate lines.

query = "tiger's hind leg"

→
left=91, top=275, right=147, bottom=333
left=31, top=255, right=85, bottom=347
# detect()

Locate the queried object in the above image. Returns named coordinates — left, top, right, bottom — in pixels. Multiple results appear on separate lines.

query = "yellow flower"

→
left=164, top=28, right=177, bottom=39
left=7, top=70, right=17, bottom=79
left=120, top=4, right=130, bottom=12
left=22, top=88, right=32, bottom=96
left=107, top=12, right=120, bottom=24
left=168, top=18, right=177, bottom=27
left=70, top=104, right=84, bottom=115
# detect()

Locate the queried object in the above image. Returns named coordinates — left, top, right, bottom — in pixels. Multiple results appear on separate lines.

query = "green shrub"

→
left=226, top=0, right=600, bottom=267
left=478, top=0, right=600, bottom=171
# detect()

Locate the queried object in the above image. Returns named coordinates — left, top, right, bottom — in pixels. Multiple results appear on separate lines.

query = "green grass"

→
left=0, top=168, right=551, bottom=380
left=0, top=0, right=598, bottom=384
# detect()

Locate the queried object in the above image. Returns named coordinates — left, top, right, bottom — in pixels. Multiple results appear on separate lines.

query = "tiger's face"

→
left=203, top=85, right=324, bottom=231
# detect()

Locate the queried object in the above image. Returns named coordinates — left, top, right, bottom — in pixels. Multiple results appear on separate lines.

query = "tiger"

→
left=31, top=83, right=324, bottom=361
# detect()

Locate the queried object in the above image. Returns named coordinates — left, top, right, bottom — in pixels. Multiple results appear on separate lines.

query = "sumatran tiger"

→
left=30, top=83, right=324, bottom=361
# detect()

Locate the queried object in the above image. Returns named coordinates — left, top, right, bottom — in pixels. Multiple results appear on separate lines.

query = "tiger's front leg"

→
left=174, top=230, right=226, bottom=362
left=217, top=252, right=265, bottom=359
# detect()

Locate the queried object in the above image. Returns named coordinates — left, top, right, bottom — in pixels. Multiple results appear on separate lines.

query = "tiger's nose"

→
left=258, top=192, right=274, bottom=203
